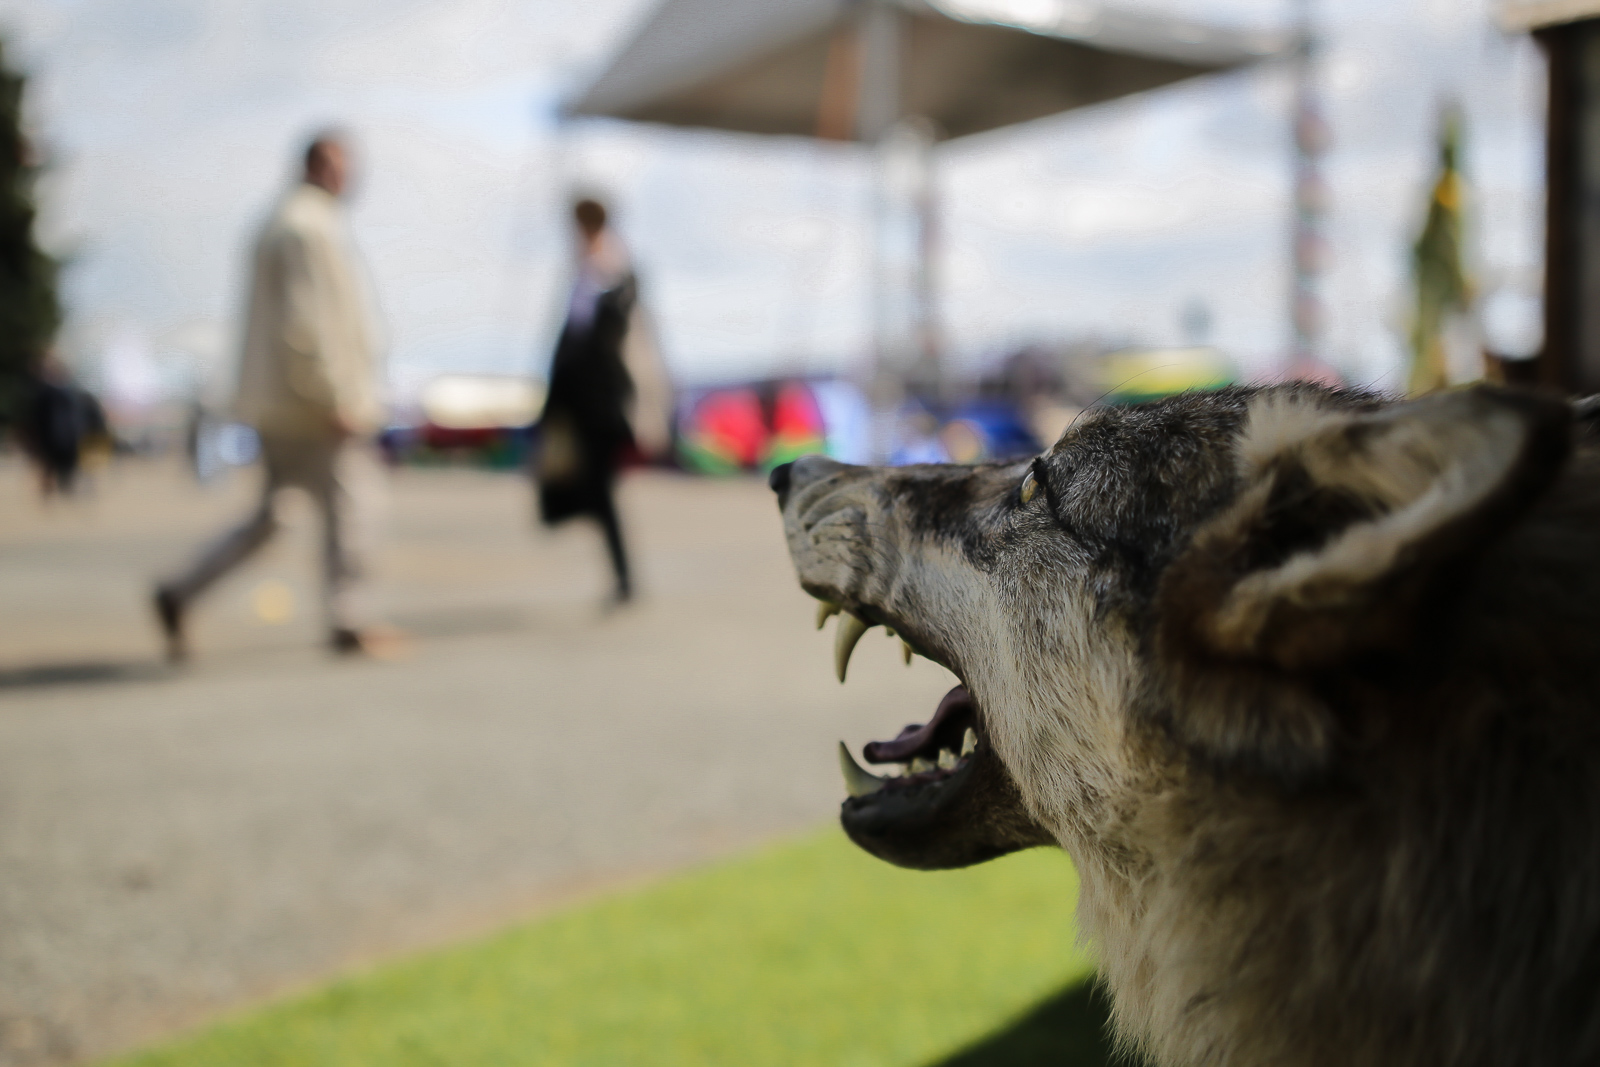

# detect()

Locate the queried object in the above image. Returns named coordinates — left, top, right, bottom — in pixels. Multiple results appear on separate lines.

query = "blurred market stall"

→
left=382, top=375, right=543, bottom=469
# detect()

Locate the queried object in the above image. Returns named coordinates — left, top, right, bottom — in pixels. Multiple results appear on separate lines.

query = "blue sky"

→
left=0, top=0, right=1547, bottom=406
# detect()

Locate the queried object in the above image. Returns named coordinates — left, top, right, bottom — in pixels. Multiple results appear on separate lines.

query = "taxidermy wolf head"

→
left=771, top=384, right=1600, bottom=1067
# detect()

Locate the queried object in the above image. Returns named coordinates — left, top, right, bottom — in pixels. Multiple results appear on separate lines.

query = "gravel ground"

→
left=0, top=456, right=958, bottom=1067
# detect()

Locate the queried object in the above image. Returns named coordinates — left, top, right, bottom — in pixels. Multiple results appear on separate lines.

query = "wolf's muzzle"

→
left=768, top=454, right=845, bottom=511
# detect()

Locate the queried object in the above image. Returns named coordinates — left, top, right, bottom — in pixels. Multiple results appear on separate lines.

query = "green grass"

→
left=107, top=829, right=1102, bottom=1067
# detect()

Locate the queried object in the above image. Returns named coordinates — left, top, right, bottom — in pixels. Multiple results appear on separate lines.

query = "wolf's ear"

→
left=1152, top=386, right=1572, bottom=776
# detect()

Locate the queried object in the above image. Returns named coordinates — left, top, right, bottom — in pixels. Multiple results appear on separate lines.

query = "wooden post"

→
left=1537, top=18, right=1600, bottom=393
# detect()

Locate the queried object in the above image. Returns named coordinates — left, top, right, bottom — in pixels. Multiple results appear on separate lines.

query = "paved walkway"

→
left=0, top=457, right=957, bottom=1066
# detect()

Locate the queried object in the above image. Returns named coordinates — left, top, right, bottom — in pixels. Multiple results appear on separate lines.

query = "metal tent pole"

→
left=908, top=116, right=943, bottom=402
left=1289, top=0, right=1330, bottom=378
left=856, top=0, right=903, bottom=459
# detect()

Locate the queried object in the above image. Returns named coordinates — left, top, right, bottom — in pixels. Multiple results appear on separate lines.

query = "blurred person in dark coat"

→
left=535, top=198, right=669, bottom=606
left=153, top=131, right=399, bottom=661
left=17, top=357, right=105, bottom=497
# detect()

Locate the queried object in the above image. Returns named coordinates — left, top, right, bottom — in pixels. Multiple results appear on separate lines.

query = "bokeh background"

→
left=0, top=0, right=1562, bottom=1065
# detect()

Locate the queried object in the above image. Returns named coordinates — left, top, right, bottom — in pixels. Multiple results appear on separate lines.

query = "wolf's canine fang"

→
left=773, top=384, right=1600, bottom=1067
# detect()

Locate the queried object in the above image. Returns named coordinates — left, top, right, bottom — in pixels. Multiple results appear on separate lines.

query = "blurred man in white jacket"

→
left=155, top=132, right=394, bottom=660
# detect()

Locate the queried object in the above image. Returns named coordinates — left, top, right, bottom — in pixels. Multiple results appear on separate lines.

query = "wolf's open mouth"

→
left=774, top=453, right=1055, bottom=870
left=814, top=598, right=1039, bottom=870
left=838, top=685, right=980, bottom=797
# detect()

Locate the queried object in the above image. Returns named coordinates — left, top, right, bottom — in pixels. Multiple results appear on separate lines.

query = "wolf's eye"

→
left=1019, top=468, right=1040, bottom=505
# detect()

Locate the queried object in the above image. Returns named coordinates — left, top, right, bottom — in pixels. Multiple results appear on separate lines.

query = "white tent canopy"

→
left=566, top=0, right=1285, bottom=413
left=568, top=0, right=1284, bottom=142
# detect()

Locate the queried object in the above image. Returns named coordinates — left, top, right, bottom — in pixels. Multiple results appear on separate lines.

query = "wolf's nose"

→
left=768, top=461, right=793, bottom=498
left=769, top=461, right=796, bottom=509
left=775, top=454, right=846, bottom=509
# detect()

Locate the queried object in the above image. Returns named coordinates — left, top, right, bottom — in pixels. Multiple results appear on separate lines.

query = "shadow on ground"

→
left=0, top=661, right=171, bottom=692
left=0, top=606, right=533, bottom=694
left=931, top=976, right=1143, bottom=1067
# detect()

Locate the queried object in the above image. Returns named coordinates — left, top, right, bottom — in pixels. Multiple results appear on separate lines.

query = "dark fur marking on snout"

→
left=886, top=463, right=1022, bottom=568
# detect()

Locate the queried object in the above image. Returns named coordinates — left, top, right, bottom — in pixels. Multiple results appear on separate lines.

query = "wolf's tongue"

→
left=863, top=687, right=973, bottom=764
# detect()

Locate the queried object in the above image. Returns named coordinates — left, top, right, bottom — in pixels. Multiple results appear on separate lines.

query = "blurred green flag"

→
left=1408, top=111, right=1472, bottom=397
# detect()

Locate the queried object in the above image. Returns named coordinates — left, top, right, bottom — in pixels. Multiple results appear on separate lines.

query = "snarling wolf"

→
left=770, top=384, right=1600, bottom=1067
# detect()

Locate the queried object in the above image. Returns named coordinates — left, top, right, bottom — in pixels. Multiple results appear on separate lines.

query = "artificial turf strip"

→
left=107, top=828, right=1098, bottom=1067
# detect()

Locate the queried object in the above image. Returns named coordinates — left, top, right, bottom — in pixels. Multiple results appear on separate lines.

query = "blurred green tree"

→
left=0, top=39, right=60, bottom=428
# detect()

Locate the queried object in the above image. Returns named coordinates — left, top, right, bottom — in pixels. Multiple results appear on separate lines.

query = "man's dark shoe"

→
left=153, top=587, right=188, bottom=663
left=331, top=626, right=411, bottom=660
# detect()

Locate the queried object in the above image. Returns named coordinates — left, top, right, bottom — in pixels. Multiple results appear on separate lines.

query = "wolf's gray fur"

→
left=774, top=384, right=1600, bottom=1067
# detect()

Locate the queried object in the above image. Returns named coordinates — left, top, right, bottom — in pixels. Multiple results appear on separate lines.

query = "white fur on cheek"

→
left=977, top=581, right=1139, bottom=851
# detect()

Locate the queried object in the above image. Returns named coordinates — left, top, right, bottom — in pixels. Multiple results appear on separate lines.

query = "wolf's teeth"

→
left=911, top=757, right=935, bottom=774
left=834, top=613, right=871, bottom=683
left=937, top=748, right=957, bottom=770
left=838, top=741, right=887, bottom=797
left=815, top=601, right=841, bottom=631
left=884, top=627, right=896, bottom=638
left=960, top=728, right=977, bottom=756
left=901, top=639, right=913, bottom=666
